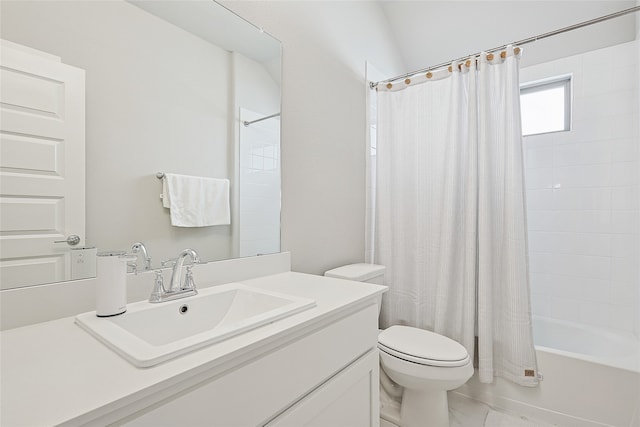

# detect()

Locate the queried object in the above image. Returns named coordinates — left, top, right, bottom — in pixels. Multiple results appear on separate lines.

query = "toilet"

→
left=325, top=264, right=473, bottom=427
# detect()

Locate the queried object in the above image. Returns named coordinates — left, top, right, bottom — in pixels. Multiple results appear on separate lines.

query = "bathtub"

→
left=532, top=315, right=640, bottom=373
left=455, top=316, right=640, bottom=427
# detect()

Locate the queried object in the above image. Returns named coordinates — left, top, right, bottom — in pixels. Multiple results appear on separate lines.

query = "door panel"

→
left=1, top=133, right=60, bottom=172
left=0, top=197, right=64, bottom=232
left=0, top=40, right=85, bottom=289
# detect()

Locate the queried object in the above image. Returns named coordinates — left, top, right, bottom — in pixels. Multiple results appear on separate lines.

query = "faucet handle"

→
left=182, top=265, right=198, bottom=292
left=127, top=261, right=138, bottom=275
left=161, top=258, right=177, bottom=268
left=149, top=270, right=166, bottom=303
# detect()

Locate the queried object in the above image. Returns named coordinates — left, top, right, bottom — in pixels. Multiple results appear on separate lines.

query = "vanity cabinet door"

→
left=267, top=349, right=380, bottom=427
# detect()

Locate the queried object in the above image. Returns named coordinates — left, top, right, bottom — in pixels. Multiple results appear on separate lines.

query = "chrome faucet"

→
left=131, top=242, right=152, bottom=271
left=149, top=248, right=200, bottom=303
left=169, top=248, right=200, bottom=292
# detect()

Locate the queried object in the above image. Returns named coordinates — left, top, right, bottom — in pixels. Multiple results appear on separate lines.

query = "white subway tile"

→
left=549, top=297, right=580, bottom=321
left=611, top=162, right=639, bottom=187
left=612, top=65, right=639, bottom=91
left=527, top=232, right=552, bottom=253
left=611, top=139, right=639, bottom=162
left=611, top=211, right=640, bottom=234
left=573, top=233, right=612, bottom=257
left=241, top=224, right=280, bottom=241
left=611, top=256, right=640, bottom=283
left=525, top=146, right=554, bottom=169
left=528, top=252, right=553, bottom=274
left=551, top=210, right=612, bottom=234
left=526, top=210, right=556, bottom=231
left=547, top=253, right=611, bottom=280
left=573, top=113, right=635, bottom=143
left=578, top=301, right=610, bottom=328
left=611, top=187, right=640, bottom=210
left=524, top=167, right=553, bottom=189
left=552, top=188, right=611, bottom=210
left=579, top=91, right=638, bottom=120
left=553, top=141, right=611, bottom=167
left=609, top=306, right=635, bottom=333
left=582, top=64, right=612, bottom=97
left=578, top=276, right=611, bottom=302
left=570, top=119, right=604, bottom=143
left=610, top=281, right=637, bottom=306
left=528, top=231, right=611, bottom=256
left=608, top=114, right=638, bottom=140
left=610, top=234, right=639, bottom=258
left=530, top=292, right=550, bottom=317
left=554, top=164, right=611, bottom=188
left=529, top=272, right=556, bottom=295
left=526, top=189, right=554, bottom=210
left=548, top=275, right=581, bottom=299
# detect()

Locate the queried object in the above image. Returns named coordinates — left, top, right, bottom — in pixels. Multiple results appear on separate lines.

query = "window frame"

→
left=520, top=74, right=572, bottom=137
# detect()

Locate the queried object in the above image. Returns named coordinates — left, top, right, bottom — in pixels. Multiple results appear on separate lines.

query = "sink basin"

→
left=75, top=283, right=316, bottom=367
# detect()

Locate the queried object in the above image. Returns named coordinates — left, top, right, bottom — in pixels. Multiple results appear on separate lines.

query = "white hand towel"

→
left=162, top=173, right=230, bottom=227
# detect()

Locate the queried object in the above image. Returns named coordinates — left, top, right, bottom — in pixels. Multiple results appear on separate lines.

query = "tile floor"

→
left=449, top=392, right=495, bottom=427
left=448, top=393, right=557, bottom=427
left=381, top=391, right=558, bottom=427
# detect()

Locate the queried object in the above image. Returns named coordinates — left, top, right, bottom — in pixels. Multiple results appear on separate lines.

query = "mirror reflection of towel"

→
left=162, top=173, right=230, bottom=227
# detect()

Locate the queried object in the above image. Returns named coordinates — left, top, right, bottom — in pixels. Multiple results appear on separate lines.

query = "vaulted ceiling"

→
left=379, top=1, right=637, bottom=75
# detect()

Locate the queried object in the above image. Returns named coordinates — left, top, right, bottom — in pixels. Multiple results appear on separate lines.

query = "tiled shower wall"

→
left=239, top=108, right=281, bottom=258
left=522, top=40, right=639, bottom=336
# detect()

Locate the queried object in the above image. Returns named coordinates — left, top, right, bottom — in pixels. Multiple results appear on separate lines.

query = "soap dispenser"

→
left=95, top=251, right=136, bottom=317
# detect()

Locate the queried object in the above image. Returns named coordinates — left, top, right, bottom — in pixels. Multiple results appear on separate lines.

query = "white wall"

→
left=1, top=1, right=234, bottom=266
left=522, top=40, right=640, bottom=336
left=221, top=1, right=405, bottom=275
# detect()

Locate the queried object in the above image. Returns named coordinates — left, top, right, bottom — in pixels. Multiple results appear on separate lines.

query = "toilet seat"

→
left=378, top=326, right=470, bottom=367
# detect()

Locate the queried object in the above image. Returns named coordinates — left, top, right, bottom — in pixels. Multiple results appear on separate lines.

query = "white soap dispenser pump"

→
left=95, top=250, right=136, bottom=317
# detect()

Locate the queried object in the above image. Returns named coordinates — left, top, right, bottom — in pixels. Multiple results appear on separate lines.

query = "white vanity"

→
left=0, top=254, right=387, bottom=427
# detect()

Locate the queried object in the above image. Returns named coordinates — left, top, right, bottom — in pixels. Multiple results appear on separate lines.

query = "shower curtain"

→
left=372, top=46, right=538, bottom=386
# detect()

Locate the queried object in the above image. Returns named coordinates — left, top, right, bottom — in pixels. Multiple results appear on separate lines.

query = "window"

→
left=520, top=75, right=571, bottom=136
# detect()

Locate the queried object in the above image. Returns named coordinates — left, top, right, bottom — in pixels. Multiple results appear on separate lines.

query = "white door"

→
left=0, top=40, right=85, bottom=289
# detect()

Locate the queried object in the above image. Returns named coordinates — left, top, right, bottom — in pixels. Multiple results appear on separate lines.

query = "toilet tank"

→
left=324, top=263, right=386, bottom=316
left=324, top=263, right=386, bottom=284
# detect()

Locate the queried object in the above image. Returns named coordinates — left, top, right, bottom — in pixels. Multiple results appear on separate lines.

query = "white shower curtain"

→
left=372, top=46, right=538, bottom=386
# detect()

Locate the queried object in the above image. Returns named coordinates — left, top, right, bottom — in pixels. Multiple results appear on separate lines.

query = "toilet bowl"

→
left=325, top=264, right=474, bottom=427
left=378, top=326, right=473, bottom=427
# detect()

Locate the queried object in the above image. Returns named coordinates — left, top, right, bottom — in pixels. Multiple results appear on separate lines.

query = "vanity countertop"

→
left=0, top=272, right=387, bottom=427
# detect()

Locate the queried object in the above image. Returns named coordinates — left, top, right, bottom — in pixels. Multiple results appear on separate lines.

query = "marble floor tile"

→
left=449, top=392, right=493, bottom=427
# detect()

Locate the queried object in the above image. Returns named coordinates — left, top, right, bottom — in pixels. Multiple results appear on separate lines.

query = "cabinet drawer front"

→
left=267, top=350, right=380, bottom=427
left=124, top=303, right=379, bottom=427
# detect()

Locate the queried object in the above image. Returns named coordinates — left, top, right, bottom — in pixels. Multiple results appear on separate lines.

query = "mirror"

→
left=0, top=0, right=281, bottom=289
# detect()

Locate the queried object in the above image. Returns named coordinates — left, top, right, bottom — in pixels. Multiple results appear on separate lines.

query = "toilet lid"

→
left=378, top=326, right=470, bottom=367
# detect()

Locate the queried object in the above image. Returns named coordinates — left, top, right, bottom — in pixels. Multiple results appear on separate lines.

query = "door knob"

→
left=54, top=235, right=81, bottom=246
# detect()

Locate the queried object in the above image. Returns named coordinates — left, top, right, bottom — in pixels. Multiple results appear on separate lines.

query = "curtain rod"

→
left=371, top=5, right=640, bottom=89
left=243, top=112, right=281, bottom=127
